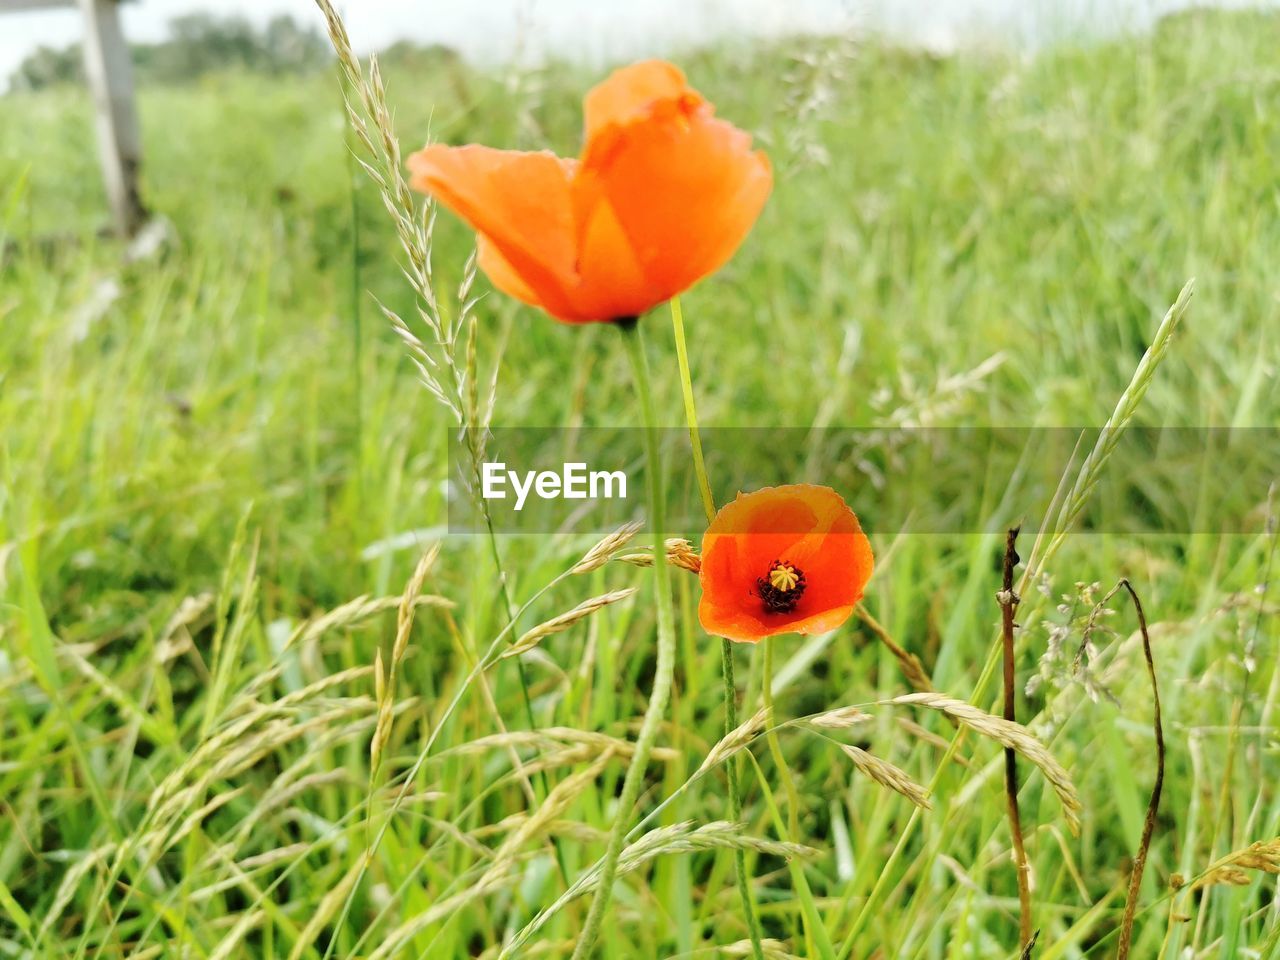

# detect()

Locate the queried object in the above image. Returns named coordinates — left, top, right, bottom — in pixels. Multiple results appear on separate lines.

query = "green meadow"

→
left=2, top=7, right=1278, bottom=958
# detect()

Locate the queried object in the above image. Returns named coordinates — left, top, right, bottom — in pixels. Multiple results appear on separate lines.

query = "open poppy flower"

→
left=407, top=60, right=772, bottom=324
left=699, top=484, right=874, bottom=643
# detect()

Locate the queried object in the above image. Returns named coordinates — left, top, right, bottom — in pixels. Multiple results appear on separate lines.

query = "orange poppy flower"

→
left=699, top=484, right=874, bottom=643
left=407, top=60, right=772, bottom=324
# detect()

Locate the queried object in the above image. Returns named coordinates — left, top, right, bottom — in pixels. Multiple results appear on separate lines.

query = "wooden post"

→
left=78, top=0, right=145, bottom=236
left=2, top=0, right=147, bottom=236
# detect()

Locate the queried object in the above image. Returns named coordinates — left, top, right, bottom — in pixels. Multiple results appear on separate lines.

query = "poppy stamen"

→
left=757, top=560, right=806, bottom=614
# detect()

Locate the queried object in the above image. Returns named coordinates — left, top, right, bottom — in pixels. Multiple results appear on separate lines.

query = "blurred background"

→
left=6, top=0, right=1280, bottom=83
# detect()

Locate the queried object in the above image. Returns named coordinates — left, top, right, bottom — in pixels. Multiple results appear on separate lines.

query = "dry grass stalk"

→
left=371, top=755, right=616, bottom=960
left=856, top=603, right=934, bottom=693
left=808, top=705, right=874, bottom=729
left=309, top=3, right=534, bottom=818
left=841, top=744, right=932, bottom=810
left=621, top=818, right=818, bottom=873
left=286, top=859, right=366, bottom=960
left=519, top=743, right=618, bottom=776
left=437, top=606, right=542, bottom=809
left=325, top=0, right=502, bottom=447
left=208, top=909, right=264, bottom=960
left=37, top=843, right=117, bottom=941
left=571, top=520, right=644, bottom=574
left=151, top=706, right=376, bottom=836
left=289, top=592, right=451, bottom=656
left=698, top=706, right=770, bottom=776
left=617, top=538, right=702, bottom=573
left=155, top=591, right=214, bottom=661
left=314, top=0, right=480, bottom=428
left=395, top=546, right=440, bottom=662
left=1108, top=579, right=1164, bottom=960
left=505, top=587, right=638, bottom=658
left=273, top=666, right=374, bottom=711
left=150, top=666, right=373, bottom=821
left=199, top=765, right=356, bottom=872
left=499, top=821, right=817, bottom=959
left=998, top=527, right=1033, bottom=948
left=1022, top=279, right=1194, bottom=588
left=232, top=845, right=312, bottom=872
left=432, top=816, right=505, bottom=859
left=439, top=727, right=680, bottom=764
left=894, top=716, right=968, bottom=761
left=232, top=747, right=355, bottom=816
left=891, top=691, right=1082, bottom=834
left=488, top=754, right=615, bottom=868
left=476, top=815, right=608, bottom=846
left=372, top=547, right=439, bottom=772
left=1186, top=838, right=1280, bottom=892
left=725, top=940, right=803, bottom=960
left=366, top=868, right=516, bottom=960
left=164, top=787, right=248, bottom=853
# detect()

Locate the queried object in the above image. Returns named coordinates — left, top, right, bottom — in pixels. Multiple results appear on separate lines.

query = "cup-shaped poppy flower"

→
left=407, top=60, right=772, bottom=324
left=698, top=484, right=874, bottom=643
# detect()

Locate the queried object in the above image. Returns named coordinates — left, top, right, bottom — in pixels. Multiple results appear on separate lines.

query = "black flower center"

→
left=757, top=560, right=806, bottom=614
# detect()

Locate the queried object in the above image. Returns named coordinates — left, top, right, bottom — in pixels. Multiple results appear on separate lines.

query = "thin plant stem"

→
left=670, top=296, right=715, bottom=520
left=671, top=297, right=765, bottom=959
left=481, top=507, right=545, bottom=740
left=999, top=527, right=1033, bottom=948
left=457, top=311, right=569, bottom=883
left=762, top=638, right=802, bottom=841
left=480, top=507, right=572, bottom=887
left=341, top=94, right=363, bottom=504
left=760, top=635, right=811, bottom=950
left=836, top=742, right=960, bottom=959
left=720, top=639, right=766, bottom=958
left=571, top=321, right=678, bottom=960
left=1110, top=579, right=1165, bottom=960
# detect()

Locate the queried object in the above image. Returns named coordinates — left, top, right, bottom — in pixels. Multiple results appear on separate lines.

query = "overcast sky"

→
left=2, top=0, right=1278, bottom=83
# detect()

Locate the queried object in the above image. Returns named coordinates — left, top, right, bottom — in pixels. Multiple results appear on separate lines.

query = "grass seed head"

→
left=505, top=588, right=638, bottom=658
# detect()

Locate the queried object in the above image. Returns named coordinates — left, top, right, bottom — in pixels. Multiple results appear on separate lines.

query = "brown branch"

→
left=999, top=526, right=1033, bottom=948
left=1115, top=578, right=1164, bottom=960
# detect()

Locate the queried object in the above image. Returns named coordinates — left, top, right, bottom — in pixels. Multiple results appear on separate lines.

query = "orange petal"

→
left=407, top=144, right=580, bottom=319
left=583, top=60, right=702, bottom=144
left=698, top=594, right=772, bottom=644
left=572, top=195, right=653, bottom=320
left=476, top=234, right=543, bottom=310
left=580, top=106, right=772, bottom=302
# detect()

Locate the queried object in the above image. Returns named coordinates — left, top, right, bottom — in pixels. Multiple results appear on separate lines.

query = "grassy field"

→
left=2, top=6, right=1279, bottom=958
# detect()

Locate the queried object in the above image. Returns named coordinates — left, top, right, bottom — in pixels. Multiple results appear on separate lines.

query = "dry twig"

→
left=998, top=527, right=1033, bottom=947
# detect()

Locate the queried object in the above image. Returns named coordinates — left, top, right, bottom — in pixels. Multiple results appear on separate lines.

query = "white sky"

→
left=2, top=0, right=1278, bottom=83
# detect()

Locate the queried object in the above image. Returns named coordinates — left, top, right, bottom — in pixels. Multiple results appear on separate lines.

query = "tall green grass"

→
left=2, top=8, right=1278, bottom=957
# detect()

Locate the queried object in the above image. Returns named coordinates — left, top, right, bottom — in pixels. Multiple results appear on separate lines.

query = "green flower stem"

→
left=761, top=636, right=801, bottom=842
left=571, top=321, right=678, bottom=959
left=721, top=636, right=767, bottom=959
left=671, top=296, right=766, bottom=959
left=670, top=296, right=716, bottom=521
